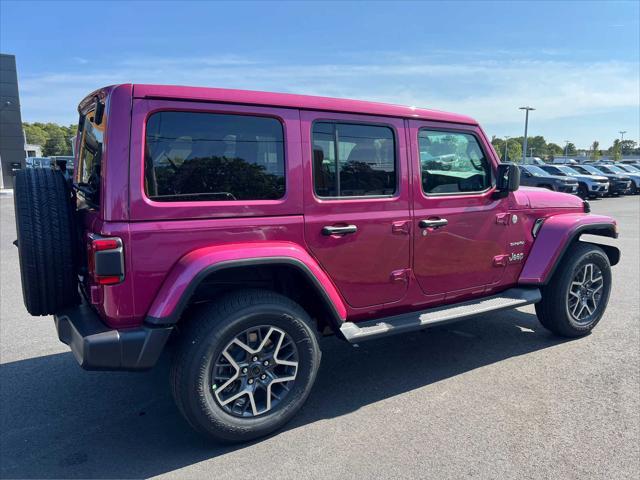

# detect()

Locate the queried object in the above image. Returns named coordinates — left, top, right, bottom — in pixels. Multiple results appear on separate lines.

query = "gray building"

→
left=0, top=53, right=25, bottom=189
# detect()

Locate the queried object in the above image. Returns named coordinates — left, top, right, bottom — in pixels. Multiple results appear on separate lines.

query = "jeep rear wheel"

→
left=170, top=289, right=321, bottom=442
left=535, top=243, right=611, bottom=337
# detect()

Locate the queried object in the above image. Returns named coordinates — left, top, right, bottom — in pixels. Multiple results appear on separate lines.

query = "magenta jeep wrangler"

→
left=14, top=84, right=620, bottom=442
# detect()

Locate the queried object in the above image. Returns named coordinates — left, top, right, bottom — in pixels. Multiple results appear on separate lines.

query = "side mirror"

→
left=494, top=163, right=520, bottom=198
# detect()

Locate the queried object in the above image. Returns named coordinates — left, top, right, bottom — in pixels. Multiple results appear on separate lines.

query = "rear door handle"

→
left=322, top=225, right=358, bottom=236
left=419, top=218, right=448, bottom=229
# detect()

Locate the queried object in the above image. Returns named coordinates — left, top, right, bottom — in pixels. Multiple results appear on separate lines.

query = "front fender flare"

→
left=145, top=242, right=347, bottom=325
left=519, top=213, right=619, bottom=285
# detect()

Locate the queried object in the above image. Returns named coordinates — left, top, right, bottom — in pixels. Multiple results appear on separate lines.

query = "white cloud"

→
left=18, top=55, right=639, bottom=145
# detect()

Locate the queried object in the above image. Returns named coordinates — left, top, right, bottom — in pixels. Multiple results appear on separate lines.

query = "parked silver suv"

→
left=539, top=165, right=609, bottom=199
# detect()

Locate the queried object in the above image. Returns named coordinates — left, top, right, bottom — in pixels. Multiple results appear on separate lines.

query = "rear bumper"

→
left=54, top=299, right=173, bottom=371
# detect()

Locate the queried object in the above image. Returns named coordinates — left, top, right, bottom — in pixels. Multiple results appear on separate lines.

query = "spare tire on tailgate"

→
left=14, top=168, right=78, bottom=316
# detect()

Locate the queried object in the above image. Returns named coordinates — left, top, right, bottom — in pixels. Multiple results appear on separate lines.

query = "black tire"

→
left=13, top=168, right=78, bottom=316
left=535, top=243, right=612, bottom=338
left=578, top=184, right=588, bottom=199
left=170, top=289, right=321, bottom=443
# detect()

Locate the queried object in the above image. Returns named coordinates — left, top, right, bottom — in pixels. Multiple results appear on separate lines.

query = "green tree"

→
left=23, top=123, right=48, bottom=146
left=546, top=143, right=563, bottom=159
left=591, top=141, right=601, bottom=160
left=565, top=142, right=577, bottom=155
left=491, top=137, right=505, bottom=160
left=490, top=137, right=522, bottom=162
left=609, top=139, right=622, bottom=161
left=527, top=136, right=548, bottom=158
left=43, top=129, right=70, bottom=156
left=507, top=141, right=522, bottom=162
left=23, top=121, right=76, bottom=156
left=620, top=139, right=637, bottom=155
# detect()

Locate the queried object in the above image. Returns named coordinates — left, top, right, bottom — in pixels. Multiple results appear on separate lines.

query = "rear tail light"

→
left=87, top=235, right=125, bottom=285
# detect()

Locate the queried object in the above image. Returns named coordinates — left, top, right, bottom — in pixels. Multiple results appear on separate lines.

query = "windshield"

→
left=581, top=165, right=607, bottom=175
left=522, top=165, right=548, bottom=177
left=556, top=166, right=580, bottom=176
left=621, top=165, right=640, bottom=173
left=602, top=164, right=626, bottom=174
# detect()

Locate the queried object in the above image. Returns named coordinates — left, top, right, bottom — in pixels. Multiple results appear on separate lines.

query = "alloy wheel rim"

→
left=567, top=263, right=604, bottom=325
left=211, top=325, right=299, bottom=417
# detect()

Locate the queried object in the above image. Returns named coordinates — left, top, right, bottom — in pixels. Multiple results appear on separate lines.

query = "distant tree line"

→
left=23, top=122, right=77, bottom=156
left=491, top=135, right=639, bottom=162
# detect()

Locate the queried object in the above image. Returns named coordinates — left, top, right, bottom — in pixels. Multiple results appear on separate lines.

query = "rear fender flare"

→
left=519, top=214, right=619, bottom=285
left=145, top=242, right=347, bottom=326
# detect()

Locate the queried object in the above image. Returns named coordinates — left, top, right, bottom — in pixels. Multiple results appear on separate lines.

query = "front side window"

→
left=312, top=122, right=396, bottom=197
left=145, top=111, right=285, bottom=202
left=419, top=130, right=491, bottom=194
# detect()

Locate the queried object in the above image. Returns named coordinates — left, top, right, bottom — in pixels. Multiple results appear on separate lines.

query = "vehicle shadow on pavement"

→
left=0, top=309, right=568, bottom=479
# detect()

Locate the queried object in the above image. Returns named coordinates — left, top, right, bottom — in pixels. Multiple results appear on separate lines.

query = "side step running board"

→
left=340, top=288, right=541, bottom=343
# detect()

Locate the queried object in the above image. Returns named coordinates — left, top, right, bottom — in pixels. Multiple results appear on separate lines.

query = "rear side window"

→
left=419, top=130, right=491, bottom=195
left=77, top=112, right=104, bottom=206
left=145, top=111, right=285, bottom=202
left=312, top=122, right=396, bottom=197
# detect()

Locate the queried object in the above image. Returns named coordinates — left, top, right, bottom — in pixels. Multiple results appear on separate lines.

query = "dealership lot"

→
left=0, top=194, right=638, bottom=479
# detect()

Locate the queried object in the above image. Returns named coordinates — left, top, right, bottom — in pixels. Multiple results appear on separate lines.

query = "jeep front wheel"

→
left=170, top=289, right=321, bottom=442
left=535, top=243, right=612, bottom=337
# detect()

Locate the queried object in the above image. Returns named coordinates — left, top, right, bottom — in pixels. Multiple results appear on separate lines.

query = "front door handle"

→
left=322, top=225, right=358, bottom=236
left=419, top=218, right=448, bottom=229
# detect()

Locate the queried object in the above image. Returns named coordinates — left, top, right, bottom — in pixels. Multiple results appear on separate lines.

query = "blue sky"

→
left=1, top=0, right=638, bottom=148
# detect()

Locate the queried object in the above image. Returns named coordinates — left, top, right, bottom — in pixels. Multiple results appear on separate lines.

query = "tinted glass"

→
left=523, top=165, right=548, bottom=176
left=574, top=165, right=600, bottom=175
left=419, top=130, right=491, bottom=194
left=604, top=165, right=625, bottom=174
left=542, top=166, right=563, bottom=175
left=78, top=111, right=104, bottom=206
left=312, top=122, right=396, bottom=197
left=145, top=112, right=285, bottom=202
left=561, top=166, right=582, bottom=176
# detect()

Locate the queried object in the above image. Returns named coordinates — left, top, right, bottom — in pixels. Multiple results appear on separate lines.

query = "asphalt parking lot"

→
left=0, top=193, right=638, bottom=479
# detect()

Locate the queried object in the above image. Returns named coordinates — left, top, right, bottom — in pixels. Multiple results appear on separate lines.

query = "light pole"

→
left=564, top=140, right=570, bottom=159
left=519, top=106, right=535, bottom=164
left=619, top=130, right=626, bottom=141
left=529, top=147, right=535, bottom=159
left=504, top=136, right=510, bottom=161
